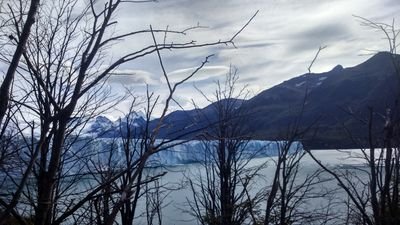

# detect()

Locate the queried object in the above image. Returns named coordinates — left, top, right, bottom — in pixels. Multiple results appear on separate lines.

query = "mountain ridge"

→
left=156, top=51, right=400, bottom=148
left=88, top=52, right=400, bottom=149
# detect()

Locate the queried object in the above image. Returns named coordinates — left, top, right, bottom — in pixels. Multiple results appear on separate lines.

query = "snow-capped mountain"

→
left=84, top=111, right=147, bottom=137
left=117, top=111, right=147, bottom=129
left=87, top=116, right=114, bottom=134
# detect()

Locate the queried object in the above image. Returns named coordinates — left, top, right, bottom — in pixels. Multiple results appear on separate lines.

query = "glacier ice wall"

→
left=73, top=138, right=302, bottom=167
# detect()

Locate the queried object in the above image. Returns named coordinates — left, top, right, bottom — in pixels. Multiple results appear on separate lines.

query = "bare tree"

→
left=263, top=121, right=332, bottom=225
left=0, top=0, right=39, bottom=126
left=78, top=32, right=240, bottom=225
left=185, top=67, right=265, bottom=225
left=0, top=1, right=40, bottom=223
left=306, top=17, right=400, bottom=225
left=253, top=46, right=337, bottom=225
left=0, top=0, right=258, bottom=224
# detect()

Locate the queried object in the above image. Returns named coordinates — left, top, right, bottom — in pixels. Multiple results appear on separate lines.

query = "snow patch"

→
left=319, top=76, right=327, bottom=81
left=295, top=81, right=306, bottom=87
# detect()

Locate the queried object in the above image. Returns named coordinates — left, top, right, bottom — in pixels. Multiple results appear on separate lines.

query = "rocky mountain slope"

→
left=156, top=52, right=400, bottom=148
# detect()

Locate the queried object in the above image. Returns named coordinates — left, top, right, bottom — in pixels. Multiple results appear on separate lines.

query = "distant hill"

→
left=154, top=52, right=400, bottom=149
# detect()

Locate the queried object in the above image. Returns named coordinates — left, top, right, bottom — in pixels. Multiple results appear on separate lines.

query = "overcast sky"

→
left=102, top=0, right=400, bottom=118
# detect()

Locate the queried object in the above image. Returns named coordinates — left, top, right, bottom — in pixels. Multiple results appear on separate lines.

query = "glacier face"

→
left=6, top=112, right=303, bottom=173
left=72, top=138, right=303, bottom=167
left=149, top=140, right=302, bottom=166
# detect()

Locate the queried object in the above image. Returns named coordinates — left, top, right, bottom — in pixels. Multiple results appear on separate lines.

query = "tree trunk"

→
left=0, top=0, right=40, bottom=125
left=35, top=119, right=67, bottom=225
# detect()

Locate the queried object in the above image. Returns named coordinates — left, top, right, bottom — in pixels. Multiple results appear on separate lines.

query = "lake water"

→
left=1, top=149, right=366, bottom=224
left=134, top=149, right=366, bottom=225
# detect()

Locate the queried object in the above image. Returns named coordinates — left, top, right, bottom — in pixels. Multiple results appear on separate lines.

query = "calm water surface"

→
left=137, top=149, right=366, bottom=225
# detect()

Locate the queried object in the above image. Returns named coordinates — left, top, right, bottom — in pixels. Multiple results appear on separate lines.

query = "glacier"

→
left=148, top=140, right=302, bottom=166
left=5, top=113, right=303, bottom=172
left=71, top=138, right=303, bottom=167
left=65, top=114, right=303, bottom=167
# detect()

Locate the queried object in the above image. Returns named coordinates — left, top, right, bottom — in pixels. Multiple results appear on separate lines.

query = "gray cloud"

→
left=288, top=23, right=351, bottom=53
left=107, top=69, right=159, bottom=85
left=166, top=65, right=229, bottom=83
